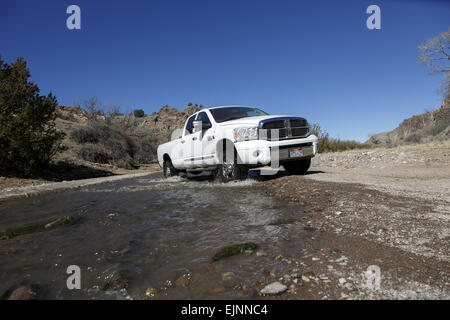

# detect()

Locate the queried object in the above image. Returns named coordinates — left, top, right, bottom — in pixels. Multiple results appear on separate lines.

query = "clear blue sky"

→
left=1, top=0, right=449, bottom=141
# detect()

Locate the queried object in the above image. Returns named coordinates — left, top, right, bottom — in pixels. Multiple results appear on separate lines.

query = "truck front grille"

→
left=259, top=117, right=310, bottom=141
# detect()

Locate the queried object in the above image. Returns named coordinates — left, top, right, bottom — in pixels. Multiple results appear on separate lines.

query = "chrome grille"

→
left=259, top=117, right=310, bottom=141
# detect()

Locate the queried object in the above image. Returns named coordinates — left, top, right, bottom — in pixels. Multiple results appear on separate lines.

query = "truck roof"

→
left=205, top=105, right=258, bottom=110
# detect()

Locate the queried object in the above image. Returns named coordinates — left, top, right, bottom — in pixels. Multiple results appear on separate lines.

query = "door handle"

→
left=192, top=137, right=197, bottom=141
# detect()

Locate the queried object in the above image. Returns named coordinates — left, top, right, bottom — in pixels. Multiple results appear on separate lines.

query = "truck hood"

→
left=216, top=115, right=304, bottom=127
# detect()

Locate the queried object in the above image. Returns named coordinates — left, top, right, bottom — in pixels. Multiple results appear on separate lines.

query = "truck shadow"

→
left=249, top=169, right=325, bottom=182
left=181, top=169, right=325, bottom=183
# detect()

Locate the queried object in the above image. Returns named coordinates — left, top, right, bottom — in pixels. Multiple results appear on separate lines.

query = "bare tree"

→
left=74, top=95, right=104, bottom=119
left=418, top=26, right=450, bottom=105
left=105, top=103, right=123, bottom=117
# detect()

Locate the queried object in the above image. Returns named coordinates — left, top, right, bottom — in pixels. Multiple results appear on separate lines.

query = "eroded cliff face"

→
left=367, top=103, right=450, bottom=147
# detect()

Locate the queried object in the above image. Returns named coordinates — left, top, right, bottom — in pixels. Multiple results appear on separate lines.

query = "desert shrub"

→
left=70, top=127, right=100, bottom=144
left=133, top=135, right=158, bottom=163
left=0, top=57, right=63, bottom=176
left=423, top=121, right=448, bottom=136
left=404, top=133, right=422, bottom=143
left=73, top=118, right=139, bottom=168
left=77, top=144, right=110, bottom=164
left=311, top=123, right=371, bottom=153
left=133, top=109, right=145, bottom=117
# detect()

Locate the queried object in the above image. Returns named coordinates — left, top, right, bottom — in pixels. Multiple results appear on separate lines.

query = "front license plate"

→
left=289, top=147, right=303, bottom=158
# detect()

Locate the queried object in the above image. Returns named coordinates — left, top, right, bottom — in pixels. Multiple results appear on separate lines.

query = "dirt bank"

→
left=0, top=171, right=159, bottom=201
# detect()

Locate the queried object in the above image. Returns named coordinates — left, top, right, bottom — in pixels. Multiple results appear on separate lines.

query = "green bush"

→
left=133, top=109, right=145, bottom=117
left=0, top=56, right=63, bottom=176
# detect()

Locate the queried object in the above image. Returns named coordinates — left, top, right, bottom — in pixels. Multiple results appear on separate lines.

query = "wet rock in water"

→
left=103, top=270, right=130, bottom=291
left=268, top=217, right=297, bottom=226
left=222, top=272, right=235, bottom=281
left=6, top=285, right=38, bottom=300
left=145, top=287, right=158, bottom=297
left=174, top=273, right=191, bottom=287
left=210, top=287, right=226, bottom=294
left=260, top=282, right=287, bottom=295
left=0, top=215, right=80, bottom=240
left=44, top=216, right=80, bottom=229
left=212, top=243, right=258, bottom=261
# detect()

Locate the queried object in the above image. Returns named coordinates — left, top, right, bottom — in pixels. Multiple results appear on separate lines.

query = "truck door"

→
left=193, top=112, right=216, bottom=166
left=179, top=114, right=197, bottom=169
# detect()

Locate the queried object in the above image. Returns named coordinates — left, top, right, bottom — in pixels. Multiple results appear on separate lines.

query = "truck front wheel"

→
left=217, top=156, right=248, bottom=183
left=163, top=158, right=178, bottom=178
left=283, top=158, right=311, bottom=175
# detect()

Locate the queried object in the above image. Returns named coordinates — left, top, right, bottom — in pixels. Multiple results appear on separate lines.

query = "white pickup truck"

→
left=157, top=106, right=318, bottom=182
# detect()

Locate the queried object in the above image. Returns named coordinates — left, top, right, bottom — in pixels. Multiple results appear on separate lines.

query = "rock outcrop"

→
left=367, top=103, right=450, bottom=147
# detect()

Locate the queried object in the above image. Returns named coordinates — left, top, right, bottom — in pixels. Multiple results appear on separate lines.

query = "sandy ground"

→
left=308, top=141, right=450, bottom=202
left=259, top=141, right=449, bottom=299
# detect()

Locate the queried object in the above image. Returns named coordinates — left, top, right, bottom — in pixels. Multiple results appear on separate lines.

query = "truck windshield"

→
left=209, top=107, right=269, bottom=123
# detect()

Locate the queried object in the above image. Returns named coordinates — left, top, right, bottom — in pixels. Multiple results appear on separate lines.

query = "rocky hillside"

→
left=53, top=104, right=201, bottom=169
left=367, top=103, right=450, bottom=147
left=143, top=105, right=201, bottom=144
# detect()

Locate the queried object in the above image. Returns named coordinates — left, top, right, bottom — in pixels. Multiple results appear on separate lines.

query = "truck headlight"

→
left=233, top=127, right=259, bottom=142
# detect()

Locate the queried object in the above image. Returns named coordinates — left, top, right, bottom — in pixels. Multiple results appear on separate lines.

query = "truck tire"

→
left=217, top=153, right=248, bottom=183
left=163, top=157, right=178, bottom=178
left=283, top=158, right=311, bottom=175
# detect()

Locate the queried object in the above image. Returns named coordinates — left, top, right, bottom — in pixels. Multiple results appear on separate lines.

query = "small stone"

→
left=174, top=273, right=191, bottom=287
left=312, top=257, right=320, bottom=261
left=338, top=278, right=346, bottom=284
left=256, top=251, right=270, bottom=257
left=103, top=270, right=130, bottom=291
left=301, top=275, right=310, bottom=282
left=7, top=286, right=37, bottom=300
left=260, top=282, right=287, bottom=295
left=145, top=287, right=157, bottom=296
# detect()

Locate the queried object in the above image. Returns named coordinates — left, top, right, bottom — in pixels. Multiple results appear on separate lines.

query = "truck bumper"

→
left=234, top=135, right=318, bottom=166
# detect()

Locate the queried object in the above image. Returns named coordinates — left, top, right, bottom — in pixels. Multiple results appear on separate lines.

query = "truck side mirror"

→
left=193, top=120, right=211, bottom=132
left=193, top=120, right=202, bottom=132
